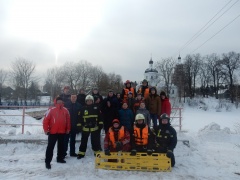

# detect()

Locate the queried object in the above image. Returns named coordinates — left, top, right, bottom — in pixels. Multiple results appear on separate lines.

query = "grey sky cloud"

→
left=0, top=0, right=240, bottom=84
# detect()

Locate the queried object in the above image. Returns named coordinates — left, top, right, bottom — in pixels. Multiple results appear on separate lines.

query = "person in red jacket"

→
left=43, top=96, right=71, bottom=170
left=160, top=91, right=171, bottom=117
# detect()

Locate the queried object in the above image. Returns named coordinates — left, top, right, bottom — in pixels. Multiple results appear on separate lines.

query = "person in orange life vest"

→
left=130, top=114, right=154, bottom=156
left=126, top=91, right=135, bottom=112
left=133, top=93, right=144, bottom=115
left=159, top=91, right=171, bottom=117
left=137, top=79, right=150, bottom=100
left=136, top=101, right=151, bottom=126
left=43, top=96, right=71, bottom=169
left=121, top=80, right=137, bottom=101
left=104, top=119, right=131, bottom=155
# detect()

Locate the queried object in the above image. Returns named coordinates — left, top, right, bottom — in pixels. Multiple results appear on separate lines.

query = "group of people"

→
left=43, top=80, right=177, bottom=170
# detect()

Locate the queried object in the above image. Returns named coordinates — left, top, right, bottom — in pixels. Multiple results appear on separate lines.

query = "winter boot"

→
left=77, top=151, right=85, bottom=159
left=70, top=153, right=78, bottom=157
left=57, top=159, right=66, bottom=163
left=45, top=163, right=51, bottom=169
left=77, top=154, right=85, bottom=159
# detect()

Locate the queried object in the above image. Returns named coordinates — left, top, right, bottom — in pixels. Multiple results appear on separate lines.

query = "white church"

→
left=140, top=57, right=178, bottom=98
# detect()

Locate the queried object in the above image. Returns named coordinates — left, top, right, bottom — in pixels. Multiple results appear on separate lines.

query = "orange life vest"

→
left=109, top=126, right=125, bottom=148
left=123, top=88, right=135, bottom=101
left=138, top=87, right=150, bottom=99
left=133, top=125, right=148, bottom=145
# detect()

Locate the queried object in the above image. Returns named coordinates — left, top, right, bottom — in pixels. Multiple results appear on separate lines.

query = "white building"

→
left=141, top=57, right=178, bottom=98
left=144, top=57, right=159, bottom=87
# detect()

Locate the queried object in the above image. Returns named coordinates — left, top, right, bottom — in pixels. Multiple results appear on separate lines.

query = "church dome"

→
left=145, top=57, right=158, bottom=73
left=149, top=58, right=153, bottom=64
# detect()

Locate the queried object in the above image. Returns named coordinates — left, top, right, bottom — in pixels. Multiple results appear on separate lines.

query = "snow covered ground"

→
left=0, top=97, right=240, bottom=179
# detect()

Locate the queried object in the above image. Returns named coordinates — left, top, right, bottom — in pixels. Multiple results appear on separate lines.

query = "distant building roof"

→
left=145, top=68, right=158, bottom=73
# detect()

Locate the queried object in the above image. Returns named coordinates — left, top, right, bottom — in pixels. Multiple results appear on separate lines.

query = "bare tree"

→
left=45, top=67, right=65, bottom=102
left=0, top=69, right=8, bottom=105
left=192, top=53, right=202, bottom=97
left=205, top=54, right=224, bottom=99
left=221, top=51, right=240, bottom=103
left=61, top=62, right=80, bottom=93
left=199, top=61, right=211, bottom=97
left=75, top=61, right=93, bottom=92
left=90, top=66, right=105, bottom=89
left=105, top=73, right=123, bottom=95
left=155, top=58, right=176, bottom=94
left=10, top=58, right=36, bottom=104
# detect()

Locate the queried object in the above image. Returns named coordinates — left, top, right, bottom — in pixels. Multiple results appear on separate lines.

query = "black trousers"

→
left=64, top=131, right=77, bottom=155
left=45, top=134, right=65, bottom=163
left=79, top=130, right=101, bottom=153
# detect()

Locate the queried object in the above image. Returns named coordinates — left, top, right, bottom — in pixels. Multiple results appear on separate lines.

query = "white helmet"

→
left=135, top=114, right=145, bottom=121
left=85, top=95, right=94, bottom=102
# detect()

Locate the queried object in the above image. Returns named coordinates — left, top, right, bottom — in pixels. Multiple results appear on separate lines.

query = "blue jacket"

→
left=118, top=108, right=134, bottom=131
left=67, top=102, right=82, bottom=132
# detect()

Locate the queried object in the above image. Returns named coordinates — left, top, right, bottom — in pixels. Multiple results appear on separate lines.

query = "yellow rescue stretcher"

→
left=95, top=152, right=172, bottom=172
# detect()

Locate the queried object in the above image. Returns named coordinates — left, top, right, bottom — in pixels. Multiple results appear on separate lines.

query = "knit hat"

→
left=160, top=91, right=166, bottom=96
left=112, top=119, right=120, bottom=125
left=56, top=96, right=63, bottom=101
left=142, top=79, right=148, bottom=83
left=112, top=119, right=120, bottom=131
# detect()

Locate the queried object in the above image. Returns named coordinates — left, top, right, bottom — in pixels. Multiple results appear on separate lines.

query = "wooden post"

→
left=22, top=106, right=25, bottom=134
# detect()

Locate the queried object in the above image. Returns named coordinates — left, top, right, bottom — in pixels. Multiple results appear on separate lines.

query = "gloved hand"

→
left=115, top=141, right=123, bottom=151
left=166, top=150, right=173, bottom=158
left=104, top=149, right=111, bottom=156
left=45, top=131, right=50, bottom=135
left=147, top=149, right=152, bottom=155
left=130, top=149, right=137, bottom=156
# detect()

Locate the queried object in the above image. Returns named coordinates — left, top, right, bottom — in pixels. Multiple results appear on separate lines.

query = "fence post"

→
left=179, top=108, right=182, bottom=131
left=22, top=106, right=25, bottom=134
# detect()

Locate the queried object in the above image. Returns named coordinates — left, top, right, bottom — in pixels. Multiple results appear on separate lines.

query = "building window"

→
left=151, top=76, right=153, bottom=79
left=146, top=76, right=148, bottom=79
left=172, top=90, right=174, bottom=94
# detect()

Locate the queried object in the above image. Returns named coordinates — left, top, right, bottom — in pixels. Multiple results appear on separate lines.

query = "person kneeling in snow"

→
left=153, top=113, right=177, bottom=167
left=130, top=113, right=154, bottom=156
left=104, top=119, right=131, bottom=155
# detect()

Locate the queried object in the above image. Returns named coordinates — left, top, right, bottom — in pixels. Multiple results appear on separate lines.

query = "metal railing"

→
left=0, top=106, right=184, bottom=134
left=171, top=107, right=183, bottom=131
left=0, top=106, right=49, bottom=134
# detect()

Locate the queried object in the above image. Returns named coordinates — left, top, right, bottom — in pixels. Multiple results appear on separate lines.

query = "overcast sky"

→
left=0, top=0, right=240, bottom=83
